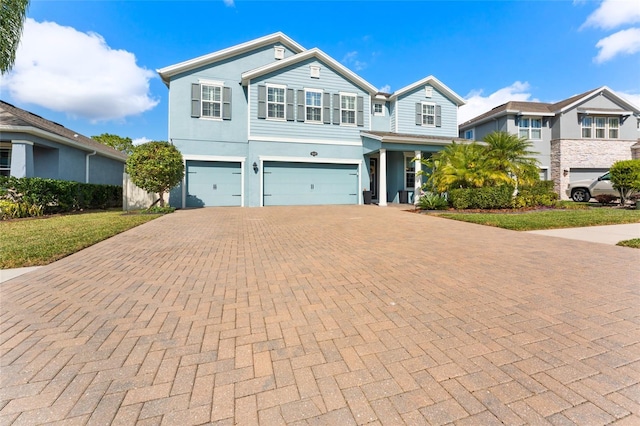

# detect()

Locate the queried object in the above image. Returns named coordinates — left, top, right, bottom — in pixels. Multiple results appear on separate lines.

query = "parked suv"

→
left=566, top=171, right=618, bottom=202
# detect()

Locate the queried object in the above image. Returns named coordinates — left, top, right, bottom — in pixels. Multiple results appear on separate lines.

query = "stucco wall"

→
left=551, top=139, right=635, bottom=199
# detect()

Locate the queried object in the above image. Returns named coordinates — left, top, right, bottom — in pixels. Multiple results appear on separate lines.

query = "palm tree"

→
left=1, top=0, right=30, bottom=74
left=423, top=142, right=511, bottom=193
left=482, top=131, right=540, bottom=188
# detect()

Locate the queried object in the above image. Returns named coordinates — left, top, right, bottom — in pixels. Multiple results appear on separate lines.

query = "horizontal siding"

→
left=169, top=43, right=298, bottom=146
left=249, top=58, right=369, bottom=143
left=395, top=84, right=458, bottom=137
left=559, top=93, right=638, bottom=140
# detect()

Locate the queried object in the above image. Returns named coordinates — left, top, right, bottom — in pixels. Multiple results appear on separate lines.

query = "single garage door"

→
left=186, top=161, right=241, bottom=207
left=569, top=168, right=609, bottom=182
left=263, top=162, right=359, bottom=206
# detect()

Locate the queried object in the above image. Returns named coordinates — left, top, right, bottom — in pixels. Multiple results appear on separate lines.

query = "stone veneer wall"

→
left=550, top=139, right=636, bottom=200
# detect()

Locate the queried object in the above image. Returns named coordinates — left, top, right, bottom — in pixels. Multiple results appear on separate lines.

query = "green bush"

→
left=512, top=180, right=558, bottom=208
left=448, top=185, right=514, bottom=209
left=610, top=159, right=640, bottom=205
left=144, top=206, right=175, bottom=214
left=417, top=192, right=449, bottom=210
left=0, top=176, right=122, bottom=215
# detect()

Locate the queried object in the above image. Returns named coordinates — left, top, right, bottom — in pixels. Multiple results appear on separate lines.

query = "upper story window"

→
left=373, top=102, right=384, bottom=116
left=305, top=89, right=322, bottom=122
left=422, top=103, right=435, bottom=126
left=340, top=94, right=356, bottom=125
left=518, top=117, right=542, bottom=140
left=191, top=82, right=231, bottom=120
left=267, top=85, right=285, bottom=119
left=582, top=116, right=619, bottom=139
left=202, top=84, right=222, bottom=118
left=0, top=142, right=11, bottom=177
left=464, top=129, right=474, bottom=140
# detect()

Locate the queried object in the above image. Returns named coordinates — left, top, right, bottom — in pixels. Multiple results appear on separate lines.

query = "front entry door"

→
left=369, top=158, right=378, bottom=199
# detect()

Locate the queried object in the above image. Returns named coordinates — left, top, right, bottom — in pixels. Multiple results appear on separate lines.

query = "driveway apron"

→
left=1, top=206, right=639, bottom=425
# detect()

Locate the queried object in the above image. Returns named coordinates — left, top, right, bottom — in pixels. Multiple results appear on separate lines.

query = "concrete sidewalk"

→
left=527, top=222, right=640, bottom=245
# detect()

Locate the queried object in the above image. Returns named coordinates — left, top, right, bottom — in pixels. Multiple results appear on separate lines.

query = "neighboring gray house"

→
left=158, top=32, right=467, bottom=208
left=458, top=87, right=640, bottom=199
left=0, top=101, right=126, bottom=185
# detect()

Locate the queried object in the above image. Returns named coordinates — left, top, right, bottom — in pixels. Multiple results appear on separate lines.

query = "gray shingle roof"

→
left=0, top=100, right=127, bottom=161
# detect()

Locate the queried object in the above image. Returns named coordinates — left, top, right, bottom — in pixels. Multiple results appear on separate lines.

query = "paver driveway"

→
left=1, top=205, right=639, bottom=425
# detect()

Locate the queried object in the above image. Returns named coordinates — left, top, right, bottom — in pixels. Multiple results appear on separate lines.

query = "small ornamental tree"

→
left=92, top=133, right=135, bottom=155
left=610, top=159, right=640, bottom=206
left=126, top=141, right=184, bottom=207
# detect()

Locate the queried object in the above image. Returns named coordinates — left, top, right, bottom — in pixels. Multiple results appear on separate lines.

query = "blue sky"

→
left=2, top=0, right=639, bottom=144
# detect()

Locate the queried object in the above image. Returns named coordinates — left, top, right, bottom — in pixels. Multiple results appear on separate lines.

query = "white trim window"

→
left=201, top=84, right=222, bottom=118
left=404, top=154, right=415, bottom=189
left=582, top=117, right=593, bottom=138
left=267, top=85, right=285, bottom=120
left=340, top=93, right=356, bottom=125
left=582, top=116, right=619, bottom=139
left=373, top=102, right=384, bottom=116
left=421, top=102, right=435, bottom=126
left=0, top=142, right=11, bottom=177
left=518, top=117, right=542, bottom=140
left=305, top=89, right=322, bottom=122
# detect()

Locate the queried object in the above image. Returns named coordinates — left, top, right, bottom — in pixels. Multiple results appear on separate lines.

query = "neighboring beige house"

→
left=459, top=87, right=640, bottom=200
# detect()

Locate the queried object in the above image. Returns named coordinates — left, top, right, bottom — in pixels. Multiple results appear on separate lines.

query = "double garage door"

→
left=185, top=160, right=359, bottom=207
left=263, top=162, right=359, bottom=206
left=569, top=168, right=609, bottom=182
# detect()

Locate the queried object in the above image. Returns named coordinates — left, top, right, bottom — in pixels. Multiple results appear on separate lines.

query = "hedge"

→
left=513, top=180, right=558, bottom=208
left=0, top=176, right=122, bottom=214
left=448, top=185, right=514, bottom=209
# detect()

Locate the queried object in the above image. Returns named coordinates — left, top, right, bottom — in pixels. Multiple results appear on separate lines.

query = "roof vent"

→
left=310, top=65, right=320, bottom=79
left=425, top=86, right=433, bottom=98
left=274, top=46, right=285, bottom=60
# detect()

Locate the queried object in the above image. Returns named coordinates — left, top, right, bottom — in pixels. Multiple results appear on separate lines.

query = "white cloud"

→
left=223, top=0, right=235, bottom=7
left=458, top=81, right=538, bottom=124
left=581, top=0, right=640, bottom=30
left=378, top=84, right=391, bottom=93
left=1, top=19, right=158, bottom=121
left=132, top=137, right=152, bottom=146
left=594, top=27, right=640, bottom=62
left=617, top=91, right=640, bottom=110
left=341, top=51, right=366, bottom=71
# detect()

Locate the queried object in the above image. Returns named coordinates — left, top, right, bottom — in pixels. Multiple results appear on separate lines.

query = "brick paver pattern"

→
left=1, top=206, right=639, bottom=425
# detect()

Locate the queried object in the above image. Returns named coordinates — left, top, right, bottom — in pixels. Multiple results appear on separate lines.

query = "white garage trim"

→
left=181, top=155, right=246, bottom=208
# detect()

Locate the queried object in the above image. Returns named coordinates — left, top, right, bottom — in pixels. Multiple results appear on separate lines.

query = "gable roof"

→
left=157, top=32, right=305, bottom=85
left=240, top=48, right=379, bottom=95
left=389, top=75, right=466, bottom=106
left=460, top=86, right=640, bottom=129
left=0, top=101, right=127, bottom=161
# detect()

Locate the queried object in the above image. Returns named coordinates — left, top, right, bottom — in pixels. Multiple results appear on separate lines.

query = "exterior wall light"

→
left=253, top=162, right=258, bottom=173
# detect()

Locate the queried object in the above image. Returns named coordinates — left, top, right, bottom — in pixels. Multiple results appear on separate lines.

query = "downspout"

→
left=85, top=151, right=96, bottom=183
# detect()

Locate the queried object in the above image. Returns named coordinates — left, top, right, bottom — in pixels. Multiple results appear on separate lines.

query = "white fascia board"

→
left=360, top=132, right=384, bottom=141
left=459, top=110, right=511, bottom=129
left=390, top=75, right=466, bottom=106
left=553, top=86, right=640, bottom=115
left=241, top=48, right=378, bottom=95
left=578, top=109, right=634, bottom=116
left=554, top=87, right=604, bottom=114
left=516, top=111, right=556, bottom=117
left=157, top=32, right=305, bottom=85
left=250, top=135, right=362, bottom=146
left=0, top=125, right=126, bottom=162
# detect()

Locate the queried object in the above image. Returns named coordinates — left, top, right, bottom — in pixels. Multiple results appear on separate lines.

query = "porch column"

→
left=379, top=148, right=387, bottom=206
left=414, top=150, right=422, bottom=205
left=10, top=140, right=34, bottom=178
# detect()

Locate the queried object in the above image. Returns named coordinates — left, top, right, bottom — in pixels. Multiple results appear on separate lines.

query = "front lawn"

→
left=0, top=211, right=161, bottom=268
left=432, top=208, right=640, bottom=231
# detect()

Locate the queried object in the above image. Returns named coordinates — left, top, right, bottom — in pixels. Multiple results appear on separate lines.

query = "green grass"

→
left=433, top=208, right=640, bottom=231
left=0, top=211, right=161, bottom=268
left=617, top=238, right=640, bottom=249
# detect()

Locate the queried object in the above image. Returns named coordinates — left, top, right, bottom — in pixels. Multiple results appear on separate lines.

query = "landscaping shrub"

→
left=594, top=194, right=618, bottom=205
left=610, top=159, right=640, bottom=205
left=448, top=185, right=514, bottom=209
left=512, top=180, right=558, bottom=208
left=417, top=192, right=448, bottom=210
left=0, top=176, right=122, bottom=215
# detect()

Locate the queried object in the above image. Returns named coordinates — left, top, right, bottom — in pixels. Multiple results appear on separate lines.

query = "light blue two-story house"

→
left=158, top=33, right=467, bottom=207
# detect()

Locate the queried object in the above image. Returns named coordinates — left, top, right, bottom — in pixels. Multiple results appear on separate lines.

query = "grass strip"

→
left=0, top=211, right=160, bottom=268
left=433, top=208, right=640, bottom=231
left=617, top=238, right=640, bottom=249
